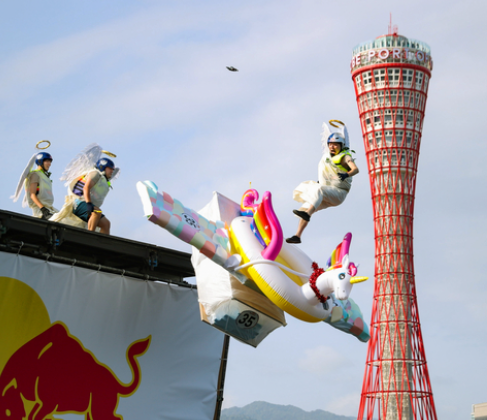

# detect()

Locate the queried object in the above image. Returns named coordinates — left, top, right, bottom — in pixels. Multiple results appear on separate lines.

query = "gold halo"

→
left=36, top=140, right=51, bottom=150
left=329, top=119, right=345, bottom=128
left=101, top=150, right=117, bottom=158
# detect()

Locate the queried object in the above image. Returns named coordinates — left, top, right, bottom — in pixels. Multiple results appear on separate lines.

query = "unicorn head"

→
left=324, top=254, right=367, bottom=300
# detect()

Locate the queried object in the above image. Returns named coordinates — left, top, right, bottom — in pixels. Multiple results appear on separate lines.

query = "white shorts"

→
left=292, top=181, right=349, bottom=211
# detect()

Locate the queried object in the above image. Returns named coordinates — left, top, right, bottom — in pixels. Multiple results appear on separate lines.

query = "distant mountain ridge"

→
left=221, top=401, right=356, bottom=420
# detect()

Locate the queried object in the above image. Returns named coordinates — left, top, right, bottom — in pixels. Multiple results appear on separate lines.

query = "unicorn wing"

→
left=137, top=180, right=231, bottom=267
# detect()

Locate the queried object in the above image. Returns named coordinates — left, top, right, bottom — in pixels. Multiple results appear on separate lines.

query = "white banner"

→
left=0, top=251, right=224, bottom=420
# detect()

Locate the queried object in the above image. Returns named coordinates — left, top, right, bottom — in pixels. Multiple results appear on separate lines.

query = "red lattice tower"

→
left=350, top=28, right=437, bottom=420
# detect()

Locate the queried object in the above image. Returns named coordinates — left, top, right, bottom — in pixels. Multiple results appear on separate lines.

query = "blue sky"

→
left=1, top=1, right=486, bottom=419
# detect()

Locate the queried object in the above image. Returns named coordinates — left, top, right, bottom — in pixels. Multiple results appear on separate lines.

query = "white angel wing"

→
left=321, top=121, right=351, bottom=153
left=321, top=121, right=332, bottom=155
left=111, top=167, right=121, bottom=181
left=11, top=153, right=37, bottom=205
left=60, top=143, right=102, bottom=184
left=343, top=124, right=350, bottom=150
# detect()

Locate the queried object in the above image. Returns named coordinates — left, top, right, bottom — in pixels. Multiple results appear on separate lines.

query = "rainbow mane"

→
left=240, top=189, right=259, bottom=216
left=251, top=199, right=271, bottom=247
left=240, top=189, right=283, bottom=261
left=325, top=232, right=352, bottom=271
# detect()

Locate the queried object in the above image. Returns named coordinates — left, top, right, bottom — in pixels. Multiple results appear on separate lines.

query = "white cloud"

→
left=298, top=345, right=351, bottom=375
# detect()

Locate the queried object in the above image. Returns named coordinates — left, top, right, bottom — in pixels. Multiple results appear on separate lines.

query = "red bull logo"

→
left=0, top=322, right=151, bottom=420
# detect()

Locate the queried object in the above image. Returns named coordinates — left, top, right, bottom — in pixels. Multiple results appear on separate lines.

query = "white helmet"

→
left=327, top=132, right=346, bottom=144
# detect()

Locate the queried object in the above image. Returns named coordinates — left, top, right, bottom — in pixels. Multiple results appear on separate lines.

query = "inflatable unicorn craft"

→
left=137, top=181, right=370, bottom=347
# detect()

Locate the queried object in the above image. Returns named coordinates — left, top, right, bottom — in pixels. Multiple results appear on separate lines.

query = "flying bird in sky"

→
left=226, top=66, right=238, bottom=72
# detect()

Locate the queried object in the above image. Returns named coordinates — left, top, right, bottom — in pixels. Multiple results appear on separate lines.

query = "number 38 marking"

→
left=236, top=311, right=259, bottom=329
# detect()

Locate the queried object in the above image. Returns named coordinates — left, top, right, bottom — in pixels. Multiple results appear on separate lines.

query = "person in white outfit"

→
left=51, top=144, right=119, bottom=234
left=286, top=121, right=359, bottom=244
left=71, top=157, right=115, bottom=234
left=11, top=151, right=57, bottom=219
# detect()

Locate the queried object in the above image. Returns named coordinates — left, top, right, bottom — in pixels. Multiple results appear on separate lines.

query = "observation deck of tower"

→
left=350, top=28, right=437, bottom=420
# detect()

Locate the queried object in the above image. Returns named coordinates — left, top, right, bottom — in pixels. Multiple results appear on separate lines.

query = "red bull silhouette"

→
left=0, top=322, right=151, bottom=420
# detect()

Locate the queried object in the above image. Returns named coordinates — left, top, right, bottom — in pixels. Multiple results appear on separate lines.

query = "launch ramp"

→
left=0, top=210, right=227, bottom=420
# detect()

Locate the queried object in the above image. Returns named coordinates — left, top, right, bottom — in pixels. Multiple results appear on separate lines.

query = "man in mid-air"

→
left=286, top=121, right=359, bottom=244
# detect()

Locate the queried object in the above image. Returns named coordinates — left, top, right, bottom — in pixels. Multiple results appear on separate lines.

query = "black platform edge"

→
left=0, top=210, right=195, bottom=288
